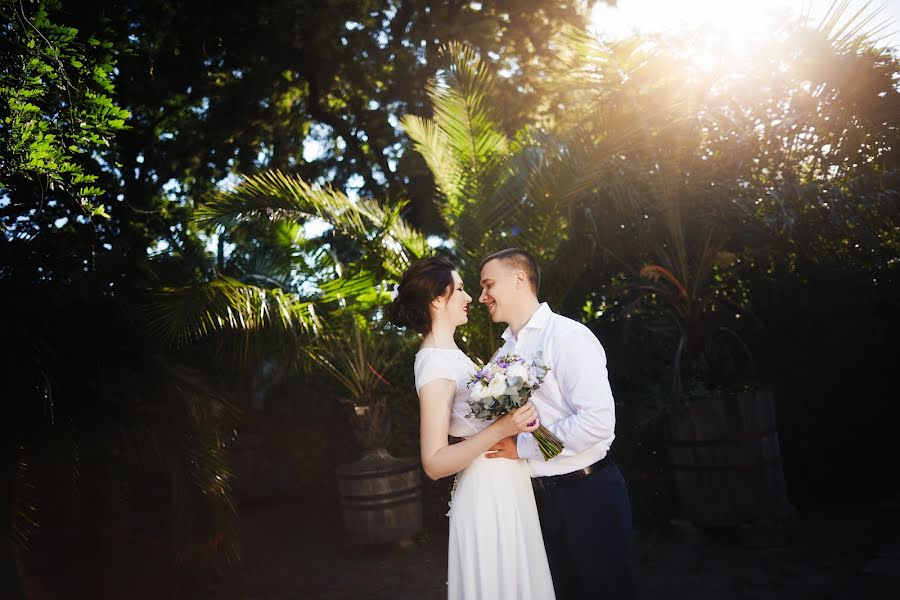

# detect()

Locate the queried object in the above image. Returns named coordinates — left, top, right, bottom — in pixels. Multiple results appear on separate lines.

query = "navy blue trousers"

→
left=533, top=461, right=634, bottom=600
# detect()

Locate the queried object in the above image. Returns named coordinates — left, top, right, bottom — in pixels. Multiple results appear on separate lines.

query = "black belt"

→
left=532, top=456, right=612, bottom=493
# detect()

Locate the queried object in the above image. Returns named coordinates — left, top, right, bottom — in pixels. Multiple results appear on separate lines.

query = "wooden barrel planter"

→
left=335, top=450, right=422, bottom=545
left=665, top=385, right=793, bottom=542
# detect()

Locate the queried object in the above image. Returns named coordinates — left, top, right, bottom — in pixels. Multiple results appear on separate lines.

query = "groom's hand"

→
left=486, top=436, right=519, bottom=460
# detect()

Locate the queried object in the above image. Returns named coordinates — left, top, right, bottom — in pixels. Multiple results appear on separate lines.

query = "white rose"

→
left=470, top=382, right=486, bottom=401
left=486, top=373, right=507, bottom=398
left=505, top=364, right=529, bottom=384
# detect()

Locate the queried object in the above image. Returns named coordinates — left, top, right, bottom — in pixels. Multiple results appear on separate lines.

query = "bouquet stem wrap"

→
left=530, top=424, right=564, bottom=461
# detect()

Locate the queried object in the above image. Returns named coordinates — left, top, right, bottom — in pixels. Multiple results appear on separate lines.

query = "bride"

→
left=388, top=256, right=556, bottom=600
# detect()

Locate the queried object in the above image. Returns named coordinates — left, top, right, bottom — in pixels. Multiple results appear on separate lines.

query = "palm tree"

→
left=401, top=42, right=594, bottom=358
left=145, top=169, right=429, bottom=401
left=152, top=170, right=428, bottom=350
left=145, top=169, right=431, bottom=473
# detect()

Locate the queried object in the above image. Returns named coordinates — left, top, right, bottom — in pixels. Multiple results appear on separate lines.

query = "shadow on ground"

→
left=7, top=489, right=900, bottom=599
left=204, top=493, right=900, bottom=599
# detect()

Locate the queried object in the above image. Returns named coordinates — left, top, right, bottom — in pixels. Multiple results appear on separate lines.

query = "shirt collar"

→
left=501, top=302, right=552, bottom=342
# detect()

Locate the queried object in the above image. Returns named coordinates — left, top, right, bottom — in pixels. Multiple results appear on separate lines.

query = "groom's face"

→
left=478, top=259, right=518, bottom=323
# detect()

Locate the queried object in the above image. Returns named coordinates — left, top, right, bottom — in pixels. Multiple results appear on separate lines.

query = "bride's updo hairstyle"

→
left=388, top=256, right=456, bottom=334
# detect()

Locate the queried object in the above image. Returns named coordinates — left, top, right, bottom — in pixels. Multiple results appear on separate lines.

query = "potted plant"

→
left=306, top=312, right=422, bottom=546
left=630, top=237, right=793, bottom=545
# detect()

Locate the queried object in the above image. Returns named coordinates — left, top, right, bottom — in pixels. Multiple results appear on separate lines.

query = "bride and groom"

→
left=388, top=248, right=634, bottom=600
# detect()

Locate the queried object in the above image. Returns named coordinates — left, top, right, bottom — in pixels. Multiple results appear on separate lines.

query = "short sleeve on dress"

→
left=414, top=352, right=457, bottom=393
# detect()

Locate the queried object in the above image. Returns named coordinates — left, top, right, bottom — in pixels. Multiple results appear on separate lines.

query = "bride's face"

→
left=435, top=270, right=472, bottom=327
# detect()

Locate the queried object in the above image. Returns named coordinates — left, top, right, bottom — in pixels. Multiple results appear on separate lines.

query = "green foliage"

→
left=545, top=5, right=898, bottom=408
left=146, top=276, right=321, bottom=348
left=0, top=0, right=129, bottom=215
left=3, top=0, right=898, bottom=573
left=170, top=168, right=428, bottom=339
left=403, top=43, right=575, bottom=263
left=196, top=170, right=430, bottom=276
left=403, top=43, right=583, bottom=358
left=149, top=168, right=429, bottom=395
left=5, top=295, right=239, bottom=580
left=304, top=311, right=408, bottom=405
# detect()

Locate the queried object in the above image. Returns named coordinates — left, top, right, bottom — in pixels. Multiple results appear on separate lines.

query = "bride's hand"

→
left=497, top=401, right=540, bottom=437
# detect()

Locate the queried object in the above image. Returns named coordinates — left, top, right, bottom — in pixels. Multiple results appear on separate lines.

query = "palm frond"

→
left=376, top=200, right=431, bottom=274
left=400, top=115, right=464, bottom=207
left=304, top=313, right=406, bottom=404
left=435, top=41, right=509, bottom=172
left=316, top=270, right=379, bottom=304
left=403, top=42, right=513, bottom=245
left=196, top=171, right=363, bottom=232
left=639, top=264, right=690, bottom=302
left=817, top=0, right=892, bottom=50
left=195, top=170, right=427, bottom=274
left=146, top=277, right=320, bottom=348
left=430, top=83, right=509, bottom=175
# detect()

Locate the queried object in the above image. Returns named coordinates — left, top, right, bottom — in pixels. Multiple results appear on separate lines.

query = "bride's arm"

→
left=418, top=378, right=538, bottom=480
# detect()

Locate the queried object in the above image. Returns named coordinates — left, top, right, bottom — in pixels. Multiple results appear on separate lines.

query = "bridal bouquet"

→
left=466, top=352, right=564, bottom=460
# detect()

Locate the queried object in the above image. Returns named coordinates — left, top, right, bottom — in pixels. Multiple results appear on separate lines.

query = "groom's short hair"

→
left=481, top=248, right=540, bottom=294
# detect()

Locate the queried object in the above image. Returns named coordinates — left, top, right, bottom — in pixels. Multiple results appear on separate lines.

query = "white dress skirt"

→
left=415, top=348, right=555, bottom=600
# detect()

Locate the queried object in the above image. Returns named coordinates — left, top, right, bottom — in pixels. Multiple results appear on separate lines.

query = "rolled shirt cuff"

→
left=516, top=432, right=542, bottom=460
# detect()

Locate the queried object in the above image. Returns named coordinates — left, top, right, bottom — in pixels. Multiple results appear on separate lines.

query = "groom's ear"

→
left=515, top=270, right=527, bottom=288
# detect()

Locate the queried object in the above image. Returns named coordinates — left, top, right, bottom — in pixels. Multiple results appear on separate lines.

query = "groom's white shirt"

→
left=498, top=302, right=616, bottom=477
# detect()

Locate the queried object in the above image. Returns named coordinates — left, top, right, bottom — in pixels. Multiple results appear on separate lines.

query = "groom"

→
left=480, top=248, right=634, bottom=600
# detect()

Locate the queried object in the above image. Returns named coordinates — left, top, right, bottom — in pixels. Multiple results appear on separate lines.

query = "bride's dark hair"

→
left=388, top=256, right=456, bottom=334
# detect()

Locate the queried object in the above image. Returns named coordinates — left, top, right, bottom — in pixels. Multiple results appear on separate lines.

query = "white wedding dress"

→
left=415, top=348, right=556, bottom=600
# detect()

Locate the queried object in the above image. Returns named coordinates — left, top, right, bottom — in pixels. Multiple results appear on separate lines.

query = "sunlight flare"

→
left=589, top=0, right=898, bottom=71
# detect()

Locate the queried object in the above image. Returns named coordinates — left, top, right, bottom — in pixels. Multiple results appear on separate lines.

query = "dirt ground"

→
left=8, top=483, right=899, bottom=599
left=195, top=492, right=900, bottom=600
